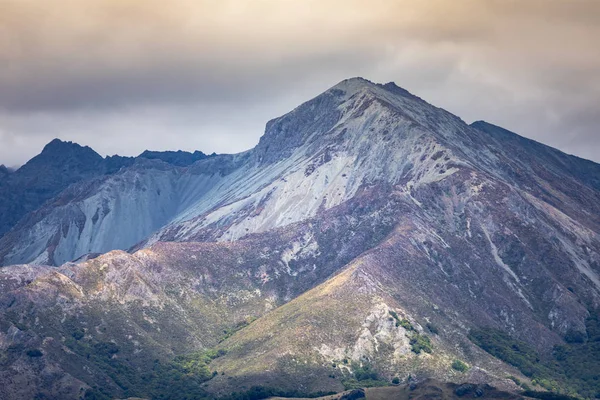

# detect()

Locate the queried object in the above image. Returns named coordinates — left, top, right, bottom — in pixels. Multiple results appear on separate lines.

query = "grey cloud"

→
left=0, top=0, right=598, bottom=166
left=0, top=45, right=382, bottom=112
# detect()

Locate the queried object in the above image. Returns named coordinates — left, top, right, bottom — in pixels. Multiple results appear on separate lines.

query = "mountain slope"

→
left=0, top=158, right=223, bottom=266
left=0, top=78, right=598, bottom=398
left=0, top=199, right=405, bottom=399
left=0, top=150, right=240, bottom=266
left=470, top=120, right=600, bottom=232
left=207, top=259, right=523, bottom=396
left=207, top=167, right=600, bottom=394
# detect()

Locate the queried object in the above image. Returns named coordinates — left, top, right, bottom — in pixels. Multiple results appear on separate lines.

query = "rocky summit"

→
left=0, top=78, right=599, bottom=400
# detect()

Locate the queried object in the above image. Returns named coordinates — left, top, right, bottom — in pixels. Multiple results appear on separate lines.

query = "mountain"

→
left=0, top=140, right=115, bottom=239
left=0, top=145, right=224, bottom=266
left=0, top=164, right=11, bottom=178
left=0, top=78, right=599, bottom=399
left=138, top=149, right=214, bottom=166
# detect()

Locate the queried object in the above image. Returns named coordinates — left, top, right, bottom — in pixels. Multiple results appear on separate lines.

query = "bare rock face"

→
left=0, top=78, right=598, bottom=399
left=0, top=140, right=110, bottom=239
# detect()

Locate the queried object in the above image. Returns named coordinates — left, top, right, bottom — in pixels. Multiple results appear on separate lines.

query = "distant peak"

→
left=42, top=138, right=79, bottom=153
left=39, top=138, right=101, bottom=160
left=137, top=149, right=211, bottom=167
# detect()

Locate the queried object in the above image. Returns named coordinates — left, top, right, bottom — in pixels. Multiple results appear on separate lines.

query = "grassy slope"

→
left=207, top=253, right=525, bottom=397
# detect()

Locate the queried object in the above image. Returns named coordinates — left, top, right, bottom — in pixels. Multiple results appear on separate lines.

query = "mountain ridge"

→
left=0, top=78, right=598, bottom=399
left=2, top=78, right=599, bottom=266
left=0, top=139, right=226, bottom=257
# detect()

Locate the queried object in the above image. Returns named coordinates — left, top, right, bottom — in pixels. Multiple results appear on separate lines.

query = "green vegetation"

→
left=93, top=341, right=119, bottom=358
left=451, top=359, right=469, bottom=372
left=77, top=343, right=227, bottom=400
left=219, top=317, right=257, bottom=343
left=342, top=378, right=388, bottom=390
left=392, top=377, right=400, bottom=385
left=507, top=375, right=530, bottom=390
left=71, top=328, right=85, bottom=340
left=342, top=362, right=389, bottom=390
left=87, top=383, right=336, bottom=400
left=353, top=363, right=378, bottom=381
left=468, top=328, right=543, bottom=377
left=507, top=375, right=521, bottom=386
left=409, top=333, right=433, bottom=354
left=522, top=390, right=580, bottom=400
left=388, top=310, right=401, bottom=328
left=220, top=387, right=336, bottom=400
left=389, top=310, right=415, bottom=331
left=469, top=312, right=600, bottom=398
left=26, top=349, right=43, bottom=357
left=79, top=318, right=258, bottom=399
left=400, top=319, right=415, bottom=331
left=145, top=349, right=226, bottom=399
left=426, top=323, right=439, bottom=335
left=388, top=311, right=433, bottom=354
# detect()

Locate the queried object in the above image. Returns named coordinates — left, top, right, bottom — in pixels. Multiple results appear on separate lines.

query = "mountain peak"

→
left=38, top=138, right=103, bottom=164
left=42, top=138, right=88, bottom=154
left=41, top=138, right=66, bottom=150
left=254, top=77, right=445, bottom=165
left=327, top=78, right=422, bottom=110
left=329, top=77, right=377, bottom=95
left=0, top=164, right=9, bottom=176
left=335, top=76, right=373, bottom=85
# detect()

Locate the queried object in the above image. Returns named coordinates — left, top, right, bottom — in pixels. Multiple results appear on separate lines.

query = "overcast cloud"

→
left=0, top=0, right=598, bottom=166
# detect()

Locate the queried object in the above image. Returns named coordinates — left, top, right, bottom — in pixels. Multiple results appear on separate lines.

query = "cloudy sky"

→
left=0, top=0, right=599, bottom=166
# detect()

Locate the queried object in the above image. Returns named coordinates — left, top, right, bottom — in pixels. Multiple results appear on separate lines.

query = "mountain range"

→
left=0, top=78, right=598, bottom=400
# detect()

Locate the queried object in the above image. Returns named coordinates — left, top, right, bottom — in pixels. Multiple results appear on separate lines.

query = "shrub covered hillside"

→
left=469, top=312, right=600, bottom=398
